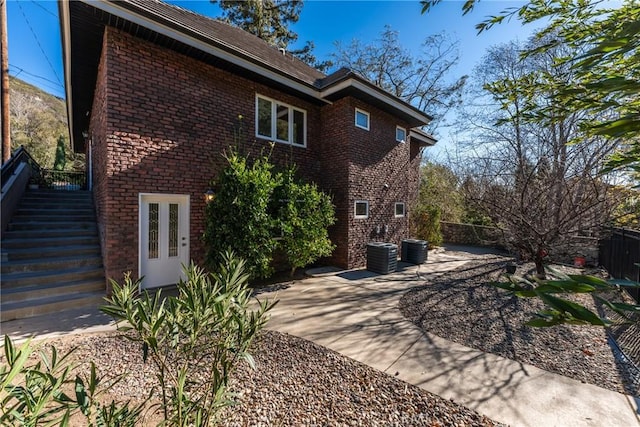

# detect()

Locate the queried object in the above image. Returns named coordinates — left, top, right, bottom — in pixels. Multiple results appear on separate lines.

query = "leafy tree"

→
left=455, top=38, right=619, bottom=276
left=411, top=205, right=443, bottom=247
left=420, top=0, right=640, bottom=174
left=101, top=255, right=275, bottom=426
left=53, top=135, right=66, bottom=171
left=416, top=162, right=465, bottom=223
left=332, top=26, right=465, bottom=131
left=217, top=0, right=302, bottom=47
left=213, top=0, right=330, bottom=70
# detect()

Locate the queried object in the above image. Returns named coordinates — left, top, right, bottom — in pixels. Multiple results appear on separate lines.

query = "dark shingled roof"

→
left=122, top=0, right=327, bottom=87
left=60, top=0, right=434, bottom=151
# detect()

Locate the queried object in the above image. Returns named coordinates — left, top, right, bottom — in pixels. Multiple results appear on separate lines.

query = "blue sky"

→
left=7, top=0, right=538, bottom=154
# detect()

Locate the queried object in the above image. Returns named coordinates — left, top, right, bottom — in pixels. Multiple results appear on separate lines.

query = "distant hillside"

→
left=9, top=77, right=79, bottom=169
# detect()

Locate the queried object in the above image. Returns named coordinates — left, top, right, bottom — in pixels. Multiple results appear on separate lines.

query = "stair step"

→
left=8, top=222, right=97, bottom=231
left=2, top=255, right=103, bottom=274
left=11, top=215, right=97, bottom=223
left=1, top=278, right=105, bottom=303
left=0, top=291, right=105, bottom=322
left=1, top=265, right=105, bottom=288
left=20, top=199, right=93, bottom=205
left=1, top=235, right=99, bottom=249
left=16, top=206, right=95, bottom=214
left=3, top=228, right=98, bottom=239
left=23, top=189, right=91, bottom=197
left=5, top=245, right=101, bottom=261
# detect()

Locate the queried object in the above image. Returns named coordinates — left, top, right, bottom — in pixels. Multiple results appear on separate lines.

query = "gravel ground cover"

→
left=21, top=330, right=502, bottom=426
left=399, top=252, right=639, bottom=397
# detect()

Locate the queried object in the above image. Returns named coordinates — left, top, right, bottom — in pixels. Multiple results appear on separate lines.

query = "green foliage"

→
left=213, top=0, right=327, bottom=69
left=416, top=162, right=465, bottom=223
left=204, top=151, right=280, bottom=279
left=53, top=135, right=67, bottom=171
left=204, top=151, right=336, bottom=279
left=494, top=267, right=640, bottom=327
left=421, top=0, right=640, bottom=174
left=611, top=187, right=640, bottom=229
left=0, top=335, right=142, bottom=426
left=9, top=77, right=72, bottom=169
left=101, top=254, right=276, bottom=426
left=411, top=205, right=443, bottom=247
left=274, top=168, right=336, bottom=276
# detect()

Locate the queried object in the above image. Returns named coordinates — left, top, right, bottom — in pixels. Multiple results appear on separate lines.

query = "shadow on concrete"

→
left=1, top=305, right=115, bottom=342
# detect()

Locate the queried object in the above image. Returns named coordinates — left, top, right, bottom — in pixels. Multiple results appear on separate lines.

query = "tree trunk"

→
left=534, top=251, right=546, bottom=279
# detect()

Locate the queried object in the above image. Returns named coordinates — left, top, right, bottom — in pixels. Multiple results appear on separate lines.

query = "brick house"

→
left=59, top=0, right=436, bottom=290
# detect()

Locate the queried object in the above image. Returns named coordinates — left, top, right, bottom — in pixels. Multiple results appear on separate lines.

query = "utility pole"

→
left=1, top=0, right=10, bottom=164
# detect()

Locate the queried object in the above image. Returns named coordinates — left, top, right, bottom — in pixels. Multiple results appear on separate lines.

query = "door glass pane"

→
left=148, top=203, right=159, bottom=259
left=276, top=104, right=289, bottom=141
left=293, top=109, right=304, bottom=145
left=169, top=203, right=179, bottom=257
left=257, top=97, right=272, bottom=138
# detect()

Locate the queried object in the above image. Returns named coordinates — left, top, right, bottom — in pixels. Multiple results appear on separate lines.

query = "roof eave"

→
left=319, top=76, right=432, bottom=128
left=59, top=1, right=76, bottom=151
left=409, top=129, right=437, bottom=147
left=92, top=0, right=324, bottom=99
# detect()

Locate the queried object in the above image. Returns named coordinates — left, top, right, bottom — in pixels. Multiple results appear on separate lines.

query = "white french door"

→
left=139, top=194, right=190, bottom=289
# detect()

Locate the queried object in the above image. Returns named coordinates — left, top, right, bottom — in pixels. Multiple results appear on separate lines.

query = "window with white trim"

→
left=355, top=108, right=370, bottom=130
left=256, top=94, right=306, bottom=147
left=354, top=200, right=369, bottom=219
left=396, top=127, right=406, bottom=143
left=394, top=202, right=405, bottom=218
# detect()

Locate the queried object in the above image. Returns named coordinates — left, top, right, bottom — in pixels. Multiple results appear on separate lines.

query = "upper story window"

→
left=355, top=108, right=370, bottom=131
left=396, top=127, right=406, bottom=143
left=395, top=202, right=405, bottom=218
left=256, top=94, right=306, bottom=147
left=354, top=200, right=369, bottom=219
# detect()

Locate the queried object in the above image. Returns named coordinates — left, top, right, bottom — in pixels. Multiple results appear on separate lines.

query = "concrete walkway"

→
left=260, top=248, right=640, bottom=427
left=1, top=247, right=639, bottom=426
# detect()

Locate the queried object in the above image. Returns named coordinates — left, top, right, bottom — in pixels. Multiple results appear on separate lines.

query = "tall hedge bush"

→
left=204, top=151, right=336, bottom=279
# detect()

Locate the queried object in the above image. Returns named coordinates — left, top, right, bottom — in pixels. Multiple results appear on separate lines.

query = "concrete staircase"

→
left=1, top=189, right=105, bottom=322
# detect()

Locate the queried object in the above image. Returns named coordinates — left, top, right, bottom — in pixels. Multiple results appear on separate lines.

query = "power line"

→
left=9, top=65, right=65, bottom=97
left=8, top=64, right=64, bottom=89
left=29, top=0, right=57, bottom=18
left=15, top=0, right=62, bottom=86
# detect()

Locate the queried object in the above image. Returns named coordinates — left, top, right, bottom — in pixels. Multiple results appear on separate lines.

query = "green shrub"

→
left=53, top=135, right=66, bottom=171
left=204, top=151, right=336, bottom=279
left=0, top=335, right=142, bottom=426
left=412, top=205, right=443, bottom=247
left=204, top=152, right=280, bottom=279
left=100, top=253, right=276, bottom=426
left=274, top=168, right=336, bottom=276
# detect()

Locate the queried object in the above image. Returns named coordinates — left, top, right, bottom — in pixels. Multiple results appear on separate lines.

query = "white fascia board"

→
left=409, top=129, right=437, bottom=146
left=320, top=78, right=431, bottom=126
left=82, top=0, right=325, bottom=102
left=59, top=1, right=74, bottom=149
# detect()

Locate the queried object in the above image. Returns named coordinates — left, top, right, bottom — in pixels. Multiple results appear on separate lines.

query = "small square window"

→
left=396, top=127, right=406, bottom=143
left=395, top=202, right=405, bottom=218
left=355, top=108, right=370, bottom=130
left=354, top=200, right=369, bottom=219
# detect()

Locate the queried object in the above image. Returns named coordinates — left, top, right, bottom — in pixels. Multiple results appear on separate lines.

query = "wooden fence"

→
left=599, top=228, right=640, bottom=303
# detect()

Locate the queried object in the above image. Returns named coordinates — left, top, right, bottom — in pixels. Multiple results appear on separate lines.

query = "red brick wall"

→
left=91, top=27, right=422, bottom=280
left=89, top=33, right=110, bottom=288
left=92, top=28, right=325, bottom=284
left=345, top=99, right=415, bottom=268
left=319, top=98, right=351, bottom=267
